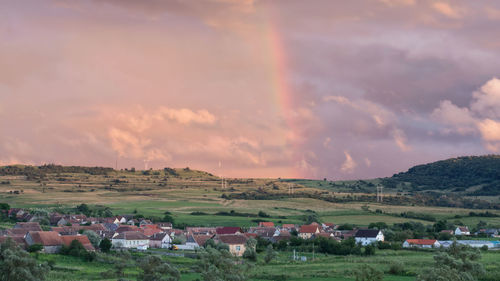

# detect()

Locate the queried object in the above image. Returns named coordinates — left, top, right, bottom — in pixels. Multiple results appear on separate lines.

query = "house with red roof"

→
left=25, top=231, right=63, bottom=253
left=215, top=234, right=249, bottom=256
left=298, top=225, right=320, bottom=239
left=258, top=222, right=274, bottom=227
left=403, top=239, right=440, bottom=248
left=216, top=227, right=242, bottom=235
left=61, top=235, right=95, bottom=251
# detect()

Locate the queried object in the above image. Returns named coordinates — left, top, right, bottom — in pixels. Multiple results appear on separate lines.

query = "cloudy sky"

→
left=1, top=0, right=500, bottom=179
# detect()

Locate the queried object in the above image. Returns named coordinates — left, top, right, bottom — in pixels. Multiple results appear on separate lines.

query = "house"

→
left=149, top=232, right=172, bottom=249
left=112, top=231, right=150, bottom=249
left=281, top=224, right=296, bottom=231
left=439, top=240, right=499, bottom=249
left=440, top=230, right=454, bottom=235
left=157, top=223, right=173, bottom=230
left=186, top=227, right=216, bottom=235
left=176, top=234, right=209, bottom=250
left=216, top=227, right=242, bottom=235
left=13, top=222, right=42, bottom=231
left=102, top=223, right=119, bottom=232
left=271, top=230, right=292, bottom=243
left=215, top=235, right=249, bottom=256
left=258, top=222, right=274, bottom=227
left=298, top=225, right=320, bottom=239
left=25, top=231, right=63, bottom=253
left=115, top=225, right=140, bottom=234
left=61, top=235, right=95, bottom=251
left=248, top=227, right=279, bottom=241
left=0, top=236, right=28, bottom=249
left=476, top=229, right=499, bottom=237
left=455, top=226, right=470, bottom=236
left=140, top=225, right=162, bottom=236
left=139, top=219, right=153, bottom=226
left=127, top=219, right=138, bottom=226
left=403, top=239, right=440, bottom=248
left=113, top=216, right=127, bottom=224
left=354, top=229, right=384, bottom=245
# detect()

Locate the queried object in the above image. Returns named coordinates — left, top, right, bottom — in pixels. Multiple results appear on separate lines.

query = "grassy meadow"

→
left=34, top=249, right=500, bottom=281
left=1, top=168, right=500, bottom=228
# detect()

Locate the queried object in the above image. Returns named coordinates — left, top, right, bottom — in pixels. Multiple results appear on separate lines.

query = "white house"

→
left=112, top=231, right=150, bottom=249
left=455, top=226, right=470, bottom=236
left=354, top=229, right=384, bottom=245
left=403, top=239, right=440, bottom=248
left=149, top=232, right=172, bottom=249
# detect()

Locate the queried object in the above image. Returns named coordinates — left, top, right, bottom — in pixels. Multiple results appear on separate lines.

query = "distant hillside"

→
left=382, top=155, right=500, bottom=195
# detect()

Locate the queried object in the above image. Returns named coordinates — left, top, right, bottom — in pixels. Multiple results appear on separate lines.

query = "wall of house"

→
left=229, top=244, right=245, bottom=256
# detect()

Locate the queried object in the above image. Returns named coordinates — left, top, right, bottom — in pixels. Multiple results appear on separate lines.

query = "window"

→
left=236, top=246, right=241, bottom=251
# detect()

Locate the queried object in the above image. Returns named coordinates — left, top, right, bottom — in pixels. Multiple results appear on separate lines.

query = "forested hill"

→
left=383, top=155, right=500, bottom=195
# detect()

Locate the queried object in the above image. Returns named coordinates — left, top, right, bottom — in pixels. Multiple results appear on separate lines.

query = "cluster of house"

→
left=1, top=209, right=389, bottom=256
left=2, top=209, right=498, bottom=255
left=402, top=226, right=500, bottom=249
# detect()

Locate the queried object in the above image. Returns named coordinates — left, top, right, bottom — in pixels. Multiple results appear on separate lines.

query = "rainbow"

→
left=266, top=24, right=303, bottom=178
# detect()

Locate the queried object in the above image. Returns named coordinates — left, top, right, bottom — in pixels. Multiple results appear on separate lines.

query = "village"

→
left=1, top=206, right=499, bottom=257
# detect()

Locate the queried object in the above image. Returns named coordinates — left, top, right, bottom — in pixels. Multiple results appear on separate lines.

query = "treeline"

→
left=383, top=155, right=500, bottom=194
left=0, top=164, right=113, bottom=179
left=222, top=189, right=500, bottom=210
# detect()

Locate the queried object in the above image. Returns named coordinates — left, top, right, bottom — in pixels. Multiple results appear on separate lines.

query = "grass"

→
left=34, top=249, right=500, bottom=281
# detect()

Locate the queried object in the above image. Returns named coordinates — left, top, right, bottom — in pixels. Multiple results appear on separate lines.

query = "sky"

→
left=1, top=0, right=500, bottom=179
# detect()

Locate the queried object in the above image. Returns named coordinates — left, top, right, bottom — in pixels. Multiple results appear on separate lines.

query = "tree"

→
left=82, top=230, right=101, bottom=249
left=364, top=244, right=376, bottom=256
left=60, top=240, right=95, bottom=261
left=138, top=255, right=180, bottom=281
left=76, top=203, right=90, bottom=216
left=162, top=214, right=175, bottom=225
left=264, top=244, right=277, bottom=264
left=242, top=238, right=257, bottom=262
left=0, top=238, right=49, bottom=281
left=417, top=241, right=485, bottom=281
left=197, top=247, right=250, bottom=281
left=99, top=238, right=112, bottom=253
left=27, top=244, right=43, bottom=253
left=354, top=265, right=383, bottom=281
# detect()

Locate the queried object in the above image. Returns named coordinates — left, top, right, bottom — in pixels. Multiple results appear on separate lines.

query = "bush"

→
left=388, top=261, right=405, bottom=275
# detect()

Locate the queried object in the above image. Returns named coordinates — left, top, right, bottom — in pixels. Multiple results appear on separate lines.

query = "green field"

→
left=34, top=249, right=500, bottom=281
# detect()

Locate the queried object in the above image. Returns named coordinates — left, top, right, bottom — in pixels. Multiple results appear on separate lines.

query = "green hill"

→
left=382, top=155, right=500, bottom=195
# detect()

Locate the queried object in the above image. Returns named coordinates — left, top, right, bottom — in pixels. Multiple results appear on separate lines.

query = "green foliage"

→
left=258, top=211, right=270, bottom=218
left=162, top=214, right=175, bottom=225
left=387, top=155, right=500, bottom=194
left=99, top=238, right=112, bottom=253
left=0, top=238, right=49, bottom=281
left=363, top=244, right=376, bottom=256
left=354, top=265, right=383, bottom=281
left=388, top=261, right=405, bottom=275
left=264, top=244, right=277, bottom=264
left=60, top=240, right=95, bottom=261
left=82, top=230, right=101, bottom=249
left=197, top=247, right=251, bottom=281
left=417, top=241, right=485, bottom=281
left=138, top=255, right=180, bottom=281
left=27, top=244, right=43, bottom=253
left=242, top=238, right=257, bottom=262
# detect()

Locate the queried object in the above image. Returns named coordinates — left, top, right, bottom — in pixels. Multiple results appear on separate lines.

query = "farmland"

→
left=35, top=249, right=500, bottom=281
left=1, top=165, right=499, bottom=228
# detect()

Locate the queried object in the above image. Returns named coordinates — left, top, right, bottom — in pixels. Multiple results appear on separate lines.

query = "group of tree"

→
left=0, top=238, right=49, bottom=280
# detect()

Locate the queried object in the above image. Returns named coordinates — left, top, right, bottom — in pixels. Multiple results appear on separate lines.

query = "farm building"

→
left=403, top=239, right=440, bottom=248
left=354, top=229, right=384, bottom=245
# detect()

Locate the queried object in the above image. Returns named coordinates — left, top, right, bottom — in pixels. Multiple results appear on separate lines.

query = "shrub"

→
left=388, top=261, right=405, bottom=275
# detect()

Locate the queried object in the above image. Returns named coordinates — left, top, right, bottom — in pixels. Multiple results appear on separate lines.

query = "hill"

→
left=382, top=155, right=500, bottom=196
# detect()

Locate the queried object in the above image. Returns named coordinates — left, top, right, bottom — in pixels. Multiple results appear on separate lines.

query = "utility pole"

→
left=376, top=185, right=383, bottom=203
